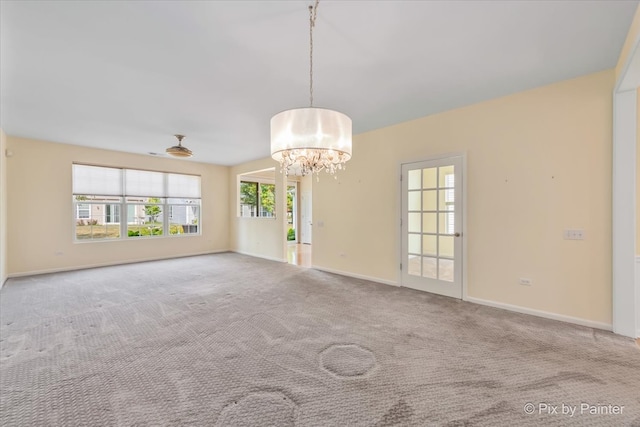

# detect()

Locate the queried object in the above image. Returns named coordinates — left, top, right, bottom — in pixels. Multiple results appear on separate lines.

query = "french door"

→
left=401, top=156, right=463, bottom=298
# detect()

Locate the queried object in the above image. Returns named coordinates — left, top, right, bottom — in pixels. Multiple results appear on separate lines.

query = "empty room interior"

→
left=1, top=1, right=640, bottom=426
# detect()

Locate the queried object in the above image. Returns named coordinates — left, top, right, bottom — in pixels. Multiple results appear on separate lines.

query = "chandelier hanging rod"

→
left=309, top=0, right=318, bottom=107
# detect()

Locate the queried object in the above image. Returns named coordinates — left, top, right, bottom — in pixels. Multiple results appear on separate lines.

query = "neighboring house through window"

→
left=105, top=204, right=120, bottom=223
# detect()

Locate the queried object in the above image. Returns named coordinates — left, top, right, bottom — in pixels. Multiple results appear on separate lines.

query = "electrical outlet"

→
left=563, top=229, right=585, bottom=240
left=519, top=278, right=532, bottom=286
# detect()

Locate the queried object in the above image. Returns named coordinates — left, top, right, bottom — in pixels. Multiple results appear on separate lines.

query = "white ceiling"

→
left=1, top=0, right=637, bottom=166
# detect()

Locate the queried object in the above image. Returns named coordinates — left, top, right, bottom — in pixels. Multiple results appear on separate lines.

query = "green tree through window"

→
left=144, top=198, right=162, bottom=223
left=240, top=181, right=275, bottom=217
left=260, top=184, right=275, bottom=216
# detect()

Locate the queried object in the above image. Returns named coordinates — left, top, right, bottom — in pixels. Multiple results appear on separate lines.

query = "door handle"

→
left=454, top=232, right=461, bottom=237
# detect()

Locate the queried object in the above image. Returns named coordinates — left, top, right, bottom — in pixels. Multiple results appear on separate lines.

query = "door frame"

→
left=301, top=189, right=312, bottom=245
left=612, top=35, right=639, bottom=338
left=287, top=181, right=298, bottom=243
left=397, top=153, right=468, bottom=300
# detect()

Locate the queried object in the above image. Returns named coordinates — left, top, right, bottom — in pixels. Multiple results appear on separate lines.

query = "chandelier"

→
left=270, top=0, right=352, bottom=177
left=166, top=134, right=192, bottom=158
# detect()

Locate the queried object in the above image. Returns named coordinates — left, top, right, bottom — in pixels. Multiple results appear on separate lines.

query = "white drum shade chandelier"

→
left=270, top=0, right=352, bottom=177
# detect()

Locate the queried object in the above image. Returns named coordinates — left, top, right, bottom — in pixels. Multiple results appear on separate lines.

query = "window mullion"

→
left=120, top=199, right=126, bottom=240
left=163, top=173, right=168, bottom=236
left=121, top=170, right=126, bottom=240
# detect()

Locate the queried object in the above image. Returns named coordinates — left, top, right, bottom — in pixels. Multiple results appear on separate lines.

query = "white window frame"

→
left=72, top=165, right=201, bottom=241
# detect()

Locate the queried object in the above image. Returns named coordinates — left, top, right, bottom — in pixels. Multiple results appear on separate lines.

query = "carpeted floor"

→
left=1, top=253, right=639, bottom=426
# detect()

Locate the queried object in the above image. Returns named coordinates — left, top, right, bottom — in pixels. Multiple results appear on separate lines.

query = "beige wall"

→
left=313, top=70, right=614, bottom=325
left=616, top=4, right=640, bottom=83
left=0, top=129, right=7, bottom=286
left=637, top=87, right=640, bottom=256
left=229, top=157, right=287, bottom=262
left=6, top=136, right=229, bottom=276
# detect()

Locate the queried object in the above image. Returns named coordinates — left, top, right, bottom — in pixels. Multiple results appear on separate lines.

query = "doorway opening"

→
left=287, top=174, right=312, bottom=267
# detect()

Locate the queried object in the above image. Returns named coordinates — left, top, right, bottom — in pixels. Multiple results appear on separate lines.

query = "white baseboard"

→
left=309, top=268, right=611, bottom=333
left=466, top=296, right=612, bottom=331
left=6, top=250, right=230, bottom=279
left=232, top=251, right=287, bottom=264
left=312, top=265, right=399, bottom=287
left=308, top=271, right=612, bottom=331
left=636, top=256, right=640, bottom=338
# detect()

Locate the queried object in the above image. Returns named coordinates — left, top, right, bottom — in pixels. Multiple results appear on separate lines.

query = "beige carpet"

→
left=1, top=253, right=639, bottom=426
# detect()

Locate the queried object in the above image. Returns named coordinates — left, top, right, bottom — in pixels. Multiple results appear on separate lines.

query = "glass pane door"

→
left=401, top=156, right=462, bottom=298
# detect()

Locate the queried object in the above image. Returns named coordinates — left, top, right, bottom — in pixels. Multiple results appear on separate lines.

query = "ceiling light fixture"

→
left=270, top=0, right=352, bottom=177
left=166, top=134, right=192, bottom=158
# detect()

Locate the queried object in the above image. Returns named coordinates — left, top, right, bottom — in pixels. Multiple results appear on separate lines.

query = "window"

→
left=72, top=164, right=201, bottom=241
left=239, top=181, right=276, bottom=218
left=168, top=200, right=200, bottom=234
left=126, top=197, right=164, bottom=238
left=74, top=196, right=122, bottom=240
left=238, top=168, right=276, bottom=218
left=240, top=181, right=258, bottom=217
left=77, top=204, right=90, bottom=219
